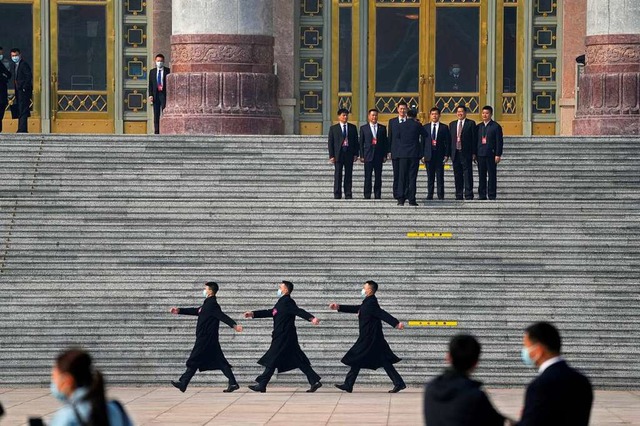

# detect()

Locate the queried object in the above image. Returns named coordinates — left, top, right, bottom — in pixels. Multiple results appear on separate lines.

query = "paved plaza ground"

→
left=1, top=386, right=639, bottom=425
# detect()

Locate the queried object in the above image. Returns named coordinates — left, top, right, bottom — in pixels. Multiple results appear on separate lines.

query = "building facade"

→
left=0, top=0, right=636, bottom=135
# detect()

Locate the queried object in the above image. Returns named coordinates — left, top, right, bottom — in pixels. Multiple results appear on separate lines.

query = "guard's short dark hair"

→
left=368, top=108, right=379, bottom=115
left=525, top=322, right=561, bottom=354
left=205, top=281, right=219, bottom=293
left=337, top=108, right=350, bottom=116
left=282, top=280, right=294, bottom=293
left=397, top=101, right=408, bottom=108
left=449, top=334, right=481, bottom=373
left=482, top=105, right=493, bottom=114
left=429, top=107, right=441, bottom=114
left=10, top=48, right=20, bottom=54
left=365, top=280, right=378, bottom=293
left=407, top=109, right=417, bottom=119
left=456, top=105, right=467, bottom=112
left=155, top=53, right=165, bottom=60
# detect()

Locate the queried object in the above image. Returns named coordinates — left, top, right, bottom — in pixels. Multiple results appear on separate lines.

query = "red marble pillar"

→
left=160, top=34, right=284, bottom=134
left=573, top=34, right=640, bottom=135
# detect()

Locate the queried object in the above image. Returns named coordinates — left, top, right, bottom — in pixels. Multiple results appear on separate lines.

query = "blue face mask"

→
left=361, top=289, right=367, bottom=299
left=50, top=380, right=67, bottom=402
left=0, top=55, right=3, bottom=61
left=521, top=346, right=537, bottom=368
left=277, top=288, right=283, bottom=297
left=11, top=56, right=19, bottom=64
left=202, top=289, right=208, bottom=298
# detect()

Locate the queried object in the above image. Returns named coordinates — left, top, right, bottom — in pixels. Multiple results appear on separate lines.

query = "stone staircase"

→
left=0, top=134, right=638, bottom=389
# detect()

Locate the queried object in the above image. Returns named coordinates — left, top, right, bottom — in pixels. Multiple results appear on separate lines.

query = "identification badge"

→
left=342, top=139, right=349, bottom=147
left=158, top=84, right=163, bottom=91
left=482, top=137, right=487, bottom=145
left=457, top=136, right=461, bottom=143
left=372, top=138, right=377, bottom=145
left=432, top=139, right=437, bottom=147
left=272, top=308, right=278, bottom=316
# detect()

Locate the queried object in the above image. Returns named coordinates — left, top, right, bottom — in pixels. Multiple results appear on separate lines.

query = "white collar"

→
left=538, top=356, right=563, bottom=374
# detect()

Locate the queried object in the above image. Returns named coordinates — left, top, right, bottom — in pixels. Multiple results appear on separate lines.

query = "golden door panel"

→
left=50, top=0, right=115, bottom=133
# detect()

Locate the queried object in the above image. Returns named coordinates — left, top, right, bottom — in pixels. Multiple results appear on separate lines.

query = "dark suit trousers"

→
left=16, top=92, right=30, bottom=133
left=364, top=158, right=384, bottom=199
left=0, top=102, right=6, bottom=132
left=179, top=364, right=238, bottom=387
left=477, top=155, right=497, bottom=199
left=392, top=158, right=400, bottom=199
left=152, top=92, right=166, bottom=134
left=426, top=157, right=445, bottom=199
left=397, top=158, right=419, bottom=203
left=334, top=153, right=354, bottom=198
left=343, top=362, right=405, bottom=390
left=452, top=151, right=474, bottom=199
left=256, top=364, right=320, bottom=388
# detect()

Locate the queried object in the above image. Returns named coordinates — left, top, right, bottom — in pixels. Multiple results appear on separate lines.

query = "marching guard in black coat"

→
left=170, top=281, right=242, bottom=393
left=244, top=281, right=323, bottom=393
left=330, top=280, right=406, bottom=393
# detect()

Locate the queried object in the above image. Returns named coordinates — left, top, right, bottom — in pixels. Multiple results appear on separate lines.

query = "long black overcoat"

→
left=178, top=296, right=237, bottom=371
left=338, top=295, right=401, bottom=369
left=252, top=294, right=315, bottom=373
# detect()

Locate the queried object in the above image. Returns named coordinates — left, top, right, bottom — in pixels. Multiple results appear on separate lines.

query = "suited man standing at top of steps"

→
left=475, top=105, right=503, bottom=200
left=328, top=108, right=359, bottom=199
left=0, top=47, right=11, bottom=133
left=10, top=48, right=32, bottom=133
left=359, top=108, right=389, bottom=199
left=148, top=53, right=170, bottom=134
left=388, top=101, right=409, bottom=200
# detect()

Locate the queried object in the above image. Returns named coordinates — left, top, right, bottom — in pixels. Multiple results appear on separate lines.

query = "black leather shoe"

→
left=389, top=384, right=406, bottom=393
left=409, top=201, right=419, bottom=206
left=397, top=200, right=405, bottom=206
left=223, top=384, right=240, bottom=393
left=334, top=383, right=353, bottom=393
left=426, top=196, right=434, bottom=200
left=307, top=382, right=323, bottom=393
left=345, top=195, right=353, bottom=199
left=171, top=380, right=186, bottom=393
left=455, top=196, right=464, bottom=200
left=248, top=384, right=266, bottom=393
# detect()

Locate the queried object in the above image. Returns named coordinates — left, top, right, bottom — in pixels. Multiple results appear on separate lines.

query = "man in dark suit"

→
left=475, top=105, right=504, bottom=200
left=10, top=48, right=32, bottom=133
left=449, top=105, right=477, bottom=200
left=148, top=53, right=170, bottom=134
left=0, top=47, right=11, bottom=133
left=244, top=281, right=322, bottom=393
left=395, top=109, right=429, bottom=206
left=387, top=101, right=409, bottom=200
left=424, top=334, right=508, bottom=426
left=328, top=108, right=359, bottom=199
left=359, top=108, right=388, bottom=199
left=423, top=107, right=451, bottom=200
left=516, top=322, right=593, bottom=426
left=169, top=281, right=243, bottom=393
left=330, top=280, right=406, bottom=393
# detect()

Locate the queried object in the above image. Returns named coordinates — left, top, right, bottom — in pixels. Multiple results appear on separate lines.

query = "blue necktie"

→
left=342, top=125, right=347, bottom=140
left=157, top=69, right=162, bottom=88
left=432, top=124, right=436, bottom=140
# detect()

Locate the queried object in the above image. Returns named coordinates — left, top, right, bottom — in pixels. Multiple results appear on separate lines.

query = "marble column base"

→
left=161, top=34, right=283, bottom=135
left=573, top=34, right=640, bottom=135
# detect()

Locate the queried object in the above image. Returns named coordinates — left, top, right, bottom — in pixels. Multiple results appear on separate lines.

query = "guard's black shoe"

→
left=389, top=384, right=407, bottom=393
left=171, top=381, right=186, bottom=393
left=248, top=384, right=266, bottom=393
left=334, top=383, right=353, bottom=393
left=409, top=201, right=419, bottom=206
left=223, top=384, right=240, bottom=393
left=307, top=382, right=322, bottom=393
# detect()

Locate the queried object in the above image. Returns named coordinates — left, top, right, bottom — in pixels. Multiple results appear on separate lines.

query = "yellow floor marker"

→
left=408, top=320, right=458, bottom=327
left=406, top=232, right=453, bottom=238
left=419, top=164, right=452, bottom=170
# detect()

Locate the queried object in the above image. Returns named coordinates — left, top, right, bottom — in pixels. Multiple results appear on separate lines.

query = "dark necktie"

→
left=432, top=124, right=436, bottom=141
left=342, top=125, right=347, bottom=139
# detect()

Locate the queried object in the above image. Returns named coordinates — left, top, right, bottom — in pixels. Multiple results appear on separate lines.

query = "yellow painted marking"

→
left=408, top=321, right=458, bottom=327
left=419, top=164, right=452, bottom=170
left=406, top=232, right=453, bottom=239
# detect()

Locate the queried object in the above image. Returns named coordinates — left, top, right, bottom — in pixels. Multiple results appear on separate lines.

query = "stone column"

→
left=573, top=0, right=640, bottom=135
left=161, top=0, right=283, bottom=134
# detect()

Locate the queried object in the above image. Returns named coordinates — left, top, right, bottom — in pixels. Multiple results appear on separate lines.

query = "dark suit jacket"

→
left=423, top=122, right=451, bottom=162
left=388, top=117, right=405, bottom=159
left=11, top=60, right=32, bottom=94
left=149, top=67, right=171, bottom=104
left=359, top=123, right=388, bottom=163
left=0, top=62, right=10, bottom=105
left=477, top=120, right=504, bottom=157
left=516, top=360, right=593, bottom=426
left=395, top=119, right=428, bottom=159
left=448, top=118, right=477, bottom=160
left=328, top=122, right=359, bottom=162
